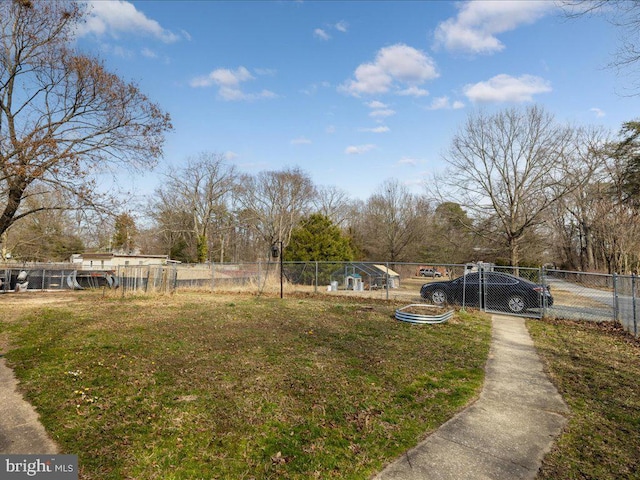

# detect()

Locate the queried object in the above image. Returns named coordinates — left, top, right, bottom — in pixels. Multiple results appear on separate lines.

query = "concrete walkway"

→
left=0, top=357, right=58, bottom=454
left=374, top=315, right=569, bottom=480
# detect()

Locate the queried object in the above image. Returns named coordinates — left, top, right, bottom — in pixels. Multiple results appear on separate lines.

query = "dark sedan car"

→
left=420, top=271, right=553, bottom=314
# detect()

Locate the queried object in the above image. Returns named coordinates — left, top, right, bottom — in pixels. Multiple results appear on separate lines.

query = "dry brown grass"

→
left=0, top=290, right=491, bottom=480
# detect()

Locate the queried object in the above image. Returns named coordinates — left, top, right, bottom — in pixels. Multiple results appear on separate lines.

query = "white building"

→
left=70, top=253, right=170, bottom=270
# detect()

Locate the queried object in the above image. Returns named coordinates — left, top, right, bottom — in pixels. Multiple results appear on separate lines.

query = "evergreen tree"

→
left=284, top=214, right=354, bottom=261
left=617, top=121, right=640, bottom=205
left=112, top=213, right=138, bottom=253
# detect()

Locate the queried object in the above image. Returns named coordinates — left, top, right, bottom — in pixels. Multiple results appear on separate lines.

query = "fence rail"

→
left=1, top=261, right=637, bottom=338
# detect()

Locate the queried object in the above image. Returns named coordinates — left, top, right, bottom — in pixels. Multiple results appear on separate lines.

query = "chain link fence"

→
left=545, top=269, right=638, bottom=337
left=1, top=261, right=638, bottom=337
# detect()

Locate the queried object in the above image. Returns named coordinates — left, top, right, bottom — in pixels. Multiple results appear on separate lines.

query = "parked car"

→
left=420, top=271, right=553, bottom=313
left=419, top=268, right=442, bottom=278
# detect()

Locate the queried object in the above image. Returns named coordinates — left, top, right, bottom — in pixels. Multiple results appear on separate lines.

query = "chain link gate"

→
left=479, top=266, right=548, bottom=318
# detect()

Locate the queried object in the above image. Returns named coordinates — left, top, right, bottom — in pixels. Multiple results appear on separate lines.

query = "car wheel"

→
left=507, top=294, right=526, bottom=313
left=431, top=289, right=447, bottom=305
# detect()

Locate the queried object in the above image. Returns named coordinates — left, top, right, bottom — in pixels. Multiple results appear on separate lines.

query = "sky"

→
left=73, top=0, right=640, bottom=202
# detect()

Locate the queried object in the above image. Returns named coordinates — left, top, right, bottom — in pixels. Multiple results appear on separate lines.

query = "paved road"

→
left=546, top=277, right=638, bottom=335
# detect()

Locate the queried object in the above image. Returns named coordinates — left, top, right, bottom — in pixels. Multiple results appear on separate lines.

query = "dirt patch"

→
left=0, top=291, right=80, bottom=307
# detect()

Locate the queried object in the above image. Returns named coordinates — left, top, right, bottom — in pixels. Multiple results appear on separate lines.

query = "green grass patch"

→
left=528, top=318, right=640, bottom=480
left=0, top=292, right=490, bottom=479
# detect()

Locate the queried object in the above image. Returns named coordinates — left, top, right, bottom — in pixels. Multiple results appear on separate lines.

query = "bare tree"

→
left=422, top=202, right=477, bottom=264
left=440, top=106, right=577, bottom=266
left=546, top=126, right=612, bottom=270
left=111, top=212, right=138, bottom=254
left=152, top=153, right=237, bottom=263
left=590, top=154, right=640, bottom=273
left=588, top=131, right=640, bottom=273
left=3, top=189, right=84, bottom=261
left=236, top=167, right=316, bottom=258
left=0, top=0, right=172, bottom=237
left=313, top=185, right=354, bottom=227
left=356, top=179, right=430, bottom=262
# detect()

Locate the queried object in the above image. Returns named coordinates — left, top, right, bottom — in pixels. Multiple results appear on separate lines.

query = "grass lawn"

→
left=0, top=291, right=490, bottom=480
left=528, top=318, right=640, bottom=480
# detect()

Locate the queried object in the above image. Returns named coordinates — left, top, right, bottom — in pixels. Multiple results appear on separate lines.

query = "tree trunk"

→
left=509, top=236, right=520, bottom=267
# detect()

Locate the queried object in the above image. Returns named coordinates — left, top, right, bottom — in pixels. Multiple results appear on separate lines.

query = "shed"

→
left=331, top=263, right=400, bottom=290
left=373, top=264, right=401, bottom=288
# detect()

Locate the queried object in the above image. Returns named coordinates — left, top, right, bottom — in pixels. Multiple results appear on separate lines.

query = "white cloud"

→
left=590, top=107, right=606, bottom=118
left=398, top=157, right=419, bottom=166
left=301, top=85, right=318, bottom=96
left=247, top=89, right=277, bottom=101
left=216, top=87, right=246, bottom=101
left=291, top=137, right=312, bottom=145
left=335, top=20, right=349, bottom=33
left=347, top=63, right=390, bottom=95
left=78, top=1, right=185, bottom=43
left=365, top=100, right=395, bottom=120
left=463, top=74, right=551, bottom=103
left=370, top=109, right=396, bottom=118
left=190, top=67, right=276, bottom=101
left=397, top=86, right=429, bottom=97
left=99, top=43, right=133, bottom=59
left=314, top=21, right=348, bottom=40
left=215, top=67, right=253, bottom=86
left=359, top=126, right=390, bottom=133
left=428, top=97, right=451, bottom=110
left=255, top=68, right=277, bottom=76
left=224, top=151, right=239, bottom=161
left=314, top=28, right=331, bottom=41
left=340, top=44, right=439, bottom=97
left=345, top=144, right=376, bottom=155
left=427, top=96, right=466, bottom=110
left=366, top=100, right=388, bottom=109
left=190, top=67, right=251, bottom=88
left=141, top=47, right=158, bottom=59
left=434, top=1, right=555, bottom=55
left=301, top=81, right=331, bottom=95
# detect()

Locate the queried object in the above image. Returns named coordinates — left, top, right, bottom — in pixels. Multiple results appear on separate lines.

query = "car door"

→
left=457, top=272, right=480, bottom=307
left=484, top=272, right=518, bottom=311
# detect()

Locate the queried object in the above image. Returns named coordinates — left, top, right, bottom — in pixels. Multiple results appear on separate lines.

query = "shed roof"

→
left=373, top=264, right=400, bottom=277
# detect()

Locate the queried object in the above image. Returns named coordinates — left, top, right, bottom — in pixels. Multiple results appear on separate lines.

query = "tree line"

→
left=5, top=107, right=640, bottom=275
left=3, top=1, right=640, bottom=273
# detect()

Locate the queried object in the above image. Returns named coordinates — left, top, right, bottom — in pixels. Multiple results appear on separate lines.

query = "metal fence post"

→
left=315, top=261, right=318, bottom=294
left=461, top=270, right=467, bottom=311
left=145, top=266, right=151, bottom=293
left=541, top=266, right=546, bottom=316
left=633, top=273, right=638, bottom=337
left=613, top=273, right=619, bottom=324
left=385, top=262, right=390, bottom=301
left=172, top=265, right=178, bottom=293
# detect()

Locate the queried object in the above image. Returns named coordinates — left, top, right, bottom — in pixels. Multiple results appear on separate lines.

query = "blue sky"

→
left=74, top=0, right=638, bottom=201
